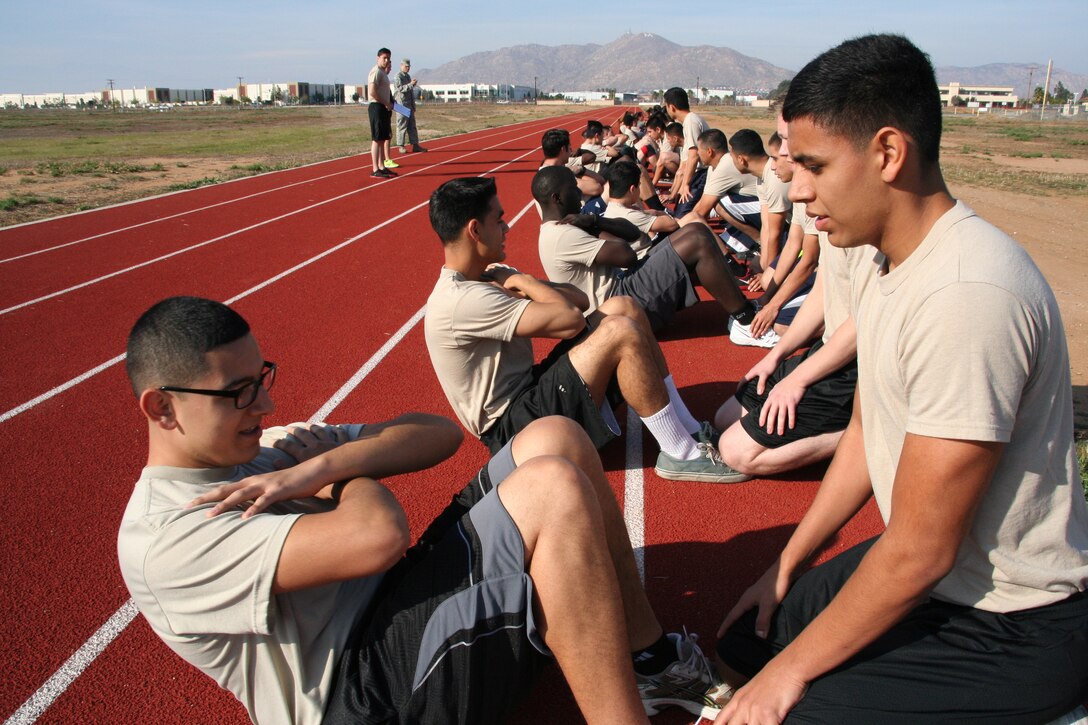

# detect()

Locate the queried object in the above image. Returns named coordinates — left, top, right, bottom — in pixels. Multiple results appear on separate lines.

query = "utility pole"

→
left=107, top=78, right=115, bottom=111
left=534, top=76, right=537, bottom=104
left=1041, top=59, right=1052, bottom=120
left=237, top=76, right=244, bottom=109
left=1026, top=65, right=1036, bottom=106
left=696, top=76, right=700, bottom=102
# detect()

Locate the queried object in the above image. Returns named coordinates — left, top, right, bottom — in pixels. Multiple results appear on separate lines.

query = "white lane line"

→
left=0, top=120, right=561, bottom=317
left=0, top=111, right=580, bottom=259
left=3, top=601, right=138, bottom=725
left=625, top=407, right=646, bottom=584
left=1, top=194, right=543, bottom=724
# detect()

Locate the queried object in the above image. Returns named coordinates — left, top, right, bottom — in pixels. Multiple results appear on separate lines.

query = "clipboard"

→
left=393, top=102, right=412, bottom=118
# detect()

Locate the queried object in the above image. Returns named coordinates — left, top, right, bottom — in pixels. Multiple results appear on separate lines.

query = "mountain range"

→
left=418, top=33, right=1088, bottom=98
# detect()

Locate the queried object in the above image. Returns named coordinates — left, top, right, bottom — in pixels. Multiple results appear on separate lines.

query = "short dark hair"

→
left=782, top=34, right=942, bottom=163
left=583, top=120, right=604, bottom=139
left=377, top=47, right=391, bottom=57
left=622, top=111, right=637, bottom=127
left=767, top=132, right=782, bottom=151
left=532, top=165, right=576, bottom=206
left=665, top=122, right=683, bottom=138
left=541, top=129, right=570, bottom=159
left=126, top=296, right=250, bottom=397
left=646, top=114, right=667, bottom=131
left=663, top=87, right=690, bottom=111
left=604, top=161, right=641, bottom=199
left=729, top=129, right=766, bottom=158
left=429, top=177, right=498, bottom=244
left=697, top=128, right=728, bottom=154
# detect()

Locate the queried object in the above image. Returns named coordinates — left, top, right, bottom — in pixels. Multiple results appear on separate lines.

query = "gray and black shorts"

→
left=612, top=240, right=699, bottom=331
left=323, top=443, right=548, bottom=725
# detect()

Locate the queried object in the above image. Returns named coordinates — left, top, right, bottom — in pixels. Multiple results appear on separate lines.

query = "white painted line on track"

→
left=625, top=407, right=646, bottom=584
left=3, top=600, right=138, bottom=725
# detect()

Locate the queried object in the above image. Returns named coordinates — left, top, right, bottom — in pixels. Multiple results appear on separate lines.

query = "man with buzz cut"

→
left=367, top=47, right=397, bottom=177
left=678, top=128, right=761, bottom=252
left=714, top=34, right=1088, bottom=725
left=534, top=164, right=777, bottom=347
left=424, top=176, right=749, bottom=484
left=728, top=129, right=791, bottom=277
left=662, top=86, right=709, bottom=217
left=117, top=296, right=730, bottom=725
left=540, top=127, right=605, bottom=201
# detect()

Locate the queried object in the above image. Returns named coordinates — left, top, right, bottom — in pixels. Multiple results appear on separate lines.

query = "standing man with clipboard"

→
left=394, top=58, right=427, bottom=155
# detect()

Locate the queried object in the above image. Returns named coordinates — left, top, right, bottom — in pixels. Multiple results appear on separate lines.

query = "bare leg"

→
left=668, top=224, right=749, bottom=316
left=567, top=315, right=668, bottom=417
left=371, top=140, right=382, bottom=172
left=497, top=447, right=650, bottom=723
left=714, top=397, right=746, bottom=431
left=596, top=296, right=669, bottom=377
left=718, top=422, right=843, bottom=476
left=511, top=417, right=661, bottom=650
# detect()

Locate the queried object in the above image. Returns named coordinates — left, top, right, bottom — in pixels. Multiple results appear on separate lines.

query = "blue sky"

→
left=2, top=0, right=1085, bottom=92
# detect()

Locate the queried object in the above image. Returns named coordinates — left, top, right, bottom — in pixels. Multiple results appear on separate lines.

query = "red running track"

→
left=0, top=109, right=882, bottom=725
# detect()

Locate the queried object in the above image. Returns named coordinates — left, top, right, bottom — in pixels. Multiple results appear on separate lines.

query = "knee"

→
left=717, top=424, right=763, bottom=473
left=505, top=455, right=599, bottom=521
left=592, top=313, right=641, bottom=347
left=598, top=294, right=643, bottom=321
left=515, top=416, right=595, bottom=462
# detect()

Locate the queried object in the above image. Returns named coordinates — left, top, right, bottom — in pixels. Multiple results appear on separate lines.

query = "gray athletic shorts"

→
left=613, top=240, right=698, bottom=331
left=323, top=443, right=548, bottom=725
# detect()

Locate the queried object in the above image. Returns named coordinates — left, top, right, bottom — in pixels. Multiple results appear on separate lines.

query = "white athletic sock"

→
left=600, top=401, right=621, bottom=436
left=642, top=404, right=700, bottom=460
left=663, top=375, right=701, bottom=435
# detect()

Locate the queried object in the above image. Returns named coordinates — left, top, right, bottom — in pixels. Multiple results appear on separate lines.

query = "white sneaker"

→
left=729, top=318, right=779, bottom=348
left=637, top=631, right=734, bottom=719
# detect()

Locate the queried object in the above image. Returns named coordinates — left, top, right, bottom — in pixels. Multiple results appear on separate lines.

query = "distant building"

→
left=939, top=83, right=1018, bottom=108
left=2, top=81, right=355, bottom=108
left=418, top=83, right=533, bottom=102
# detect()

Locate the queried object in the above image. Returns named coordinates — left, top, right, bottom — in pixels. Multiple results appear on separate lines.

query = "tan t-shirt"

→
left=705, top=154, right=759, bottom=199
left=424, top=267, right=534, bottom=437
left=602, top=200, right=654, bottom=259
left=817, top=228, right=876, bottom=343
left=681, top=111, right=709, bottom=170
left=579, top=142, right=610, bottom=172
left=118, top=424, right=379, bottom=725
left=757, top=161, right=791, bottom=214
left=852, top=201, right=1088, bottom=612
left=538, top=220, right=617, bottom=312
left=367, top=64, right=391, bottom=106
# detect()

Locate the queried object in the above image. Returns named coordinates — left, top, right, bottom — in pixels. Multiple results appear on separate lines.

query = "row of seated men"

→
left=118, top=41, right=1088, bottom=725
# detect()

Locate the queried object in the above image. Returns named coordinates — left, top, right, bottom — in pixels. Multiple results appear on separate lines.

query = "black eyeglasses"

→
left=160, top=361, right=276, bottom=409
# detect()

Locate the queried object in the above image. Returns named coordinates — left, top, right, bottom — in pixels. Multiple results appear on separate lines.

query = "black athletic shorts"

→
left=368, top=102, right=392, bottom=141
left=735, top=339, right=857, bottom=449
left=613, top=240, right=699, bottom=331
left=480, top=339, right=617, bottom=455
left=719, top=537, right=1088, bottom=724
left=323, top=443, right=548, bottom=725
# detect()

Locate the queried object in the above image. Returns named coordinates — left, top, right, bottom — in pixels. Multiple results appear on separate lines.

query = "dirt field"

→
left=3, top=105, right=1087, bottom=432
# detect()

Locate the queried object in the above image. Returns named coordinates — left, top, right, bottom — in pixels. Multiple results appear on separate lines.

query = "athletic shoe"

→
left=725, top=255, right=751, bottom=281
left=655, top=443, right=751, bottom=483
left=383, top=159, right=400, bottom=168
left=695, top=420, right=721, bottom=448
left=412, top=145, right=429, bottom=152
left=397, top=146, right=407, bottom=154
left=371, top=170, right=387, bottom=178
left=638, top=631, right=734, bottom=718
left=729, top=318, right=779, bottom=349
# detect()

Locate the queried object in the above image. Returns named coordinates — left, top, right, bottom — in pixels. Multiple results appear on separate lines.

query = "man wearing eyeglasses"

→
left=117, top=295, right=728, bottom=724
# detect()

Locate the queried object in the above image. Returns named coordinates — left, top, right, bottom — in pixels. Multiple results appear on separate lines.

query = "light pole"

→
left=534, top=76, right=538, bottom=104
left=107, top=78, right=115, bottom=111
left=237, top=76, right=244, bottom=108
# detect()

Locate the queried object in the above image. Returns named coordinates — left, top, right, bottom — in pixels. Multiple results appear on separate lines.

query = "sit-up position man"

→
left=715, top=34, right=1088, bottom=725
left=662, top=86, right=709, bottom=217
left=712, top=113, right=872, bottom=481
left=540, top=127, right=604, bottom=201
left=678, top=129, right=761, bottom=244
left=424, top=177, right=746, bottom=483
left=535, top=164, right=775, bottom=346
left=728, top=129, right=791, bottom=275
left=118, top=296, right=729, bottom=725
